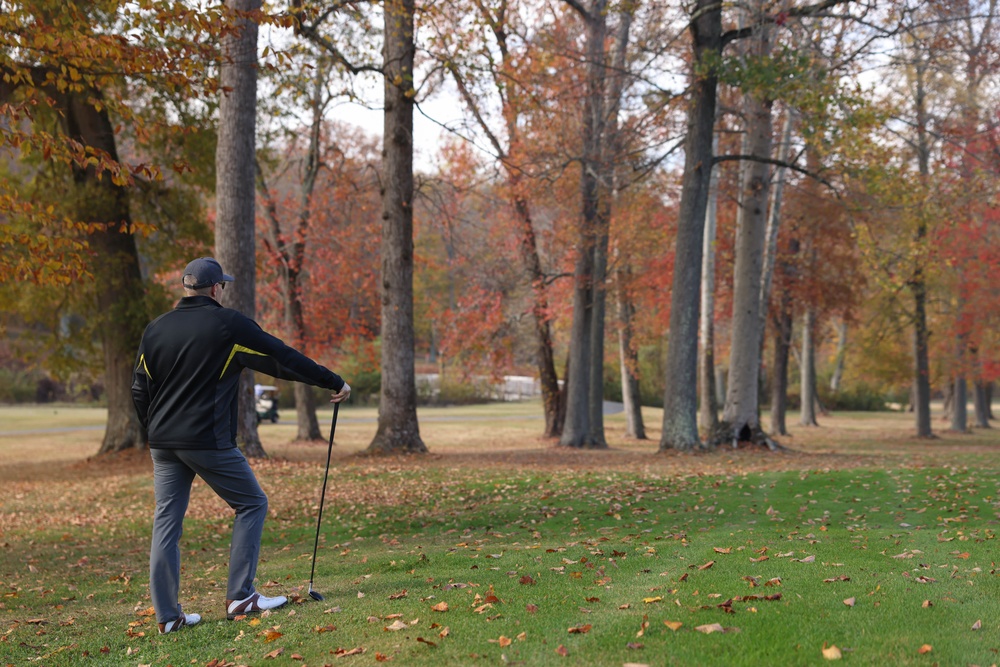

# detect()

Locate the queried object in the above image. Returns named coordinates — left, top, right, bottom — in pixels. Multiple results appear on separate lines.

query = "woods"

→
left=1, top=0, right=998, bottom=454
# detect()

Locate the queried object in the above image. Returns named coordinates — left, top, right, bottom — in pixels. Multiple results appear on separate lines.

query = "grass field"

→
left=1, top=402, right=999, bottom=666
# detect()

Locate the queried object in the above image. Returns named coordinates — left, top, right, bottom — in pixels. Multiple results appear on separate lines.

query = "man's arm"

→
left=131, top=343, right=151, bottom=429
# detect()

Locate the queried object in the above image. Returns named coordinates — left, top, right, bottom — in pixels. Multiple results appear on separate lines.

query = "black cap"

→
left=182, top=257, right=235, bottom=290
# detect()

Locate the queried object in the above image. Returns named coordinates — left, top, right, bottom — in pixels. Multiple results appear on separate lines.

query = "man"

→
left=132, top=257, right=351, bottom=634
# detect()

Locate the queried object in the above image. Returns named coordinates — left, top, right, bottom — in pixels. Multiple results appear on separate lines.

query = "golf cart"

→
left=254, top=384, right=280, bottom=424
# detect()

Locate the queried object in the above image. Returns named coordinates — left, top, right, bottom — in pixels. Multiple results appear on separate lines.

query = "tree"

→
left=367, top=0, right=426, bottom=454
left=658, top=0, right=722, bottom=452
left=429, top=0, right=565, bottom=437
left=216, top=0, right=267, bottom=457
left=0, top=2, right=222, bottom=454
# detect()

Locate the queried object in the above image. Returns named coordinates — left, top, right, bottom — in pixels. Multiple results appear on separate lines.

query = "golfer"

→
left=131, top=257, right=351, bottom=634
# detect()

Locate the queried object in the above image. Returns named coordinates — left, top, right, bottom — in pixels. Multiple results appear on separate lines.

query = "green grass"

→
left=2, top=404, right=1000, bottom=665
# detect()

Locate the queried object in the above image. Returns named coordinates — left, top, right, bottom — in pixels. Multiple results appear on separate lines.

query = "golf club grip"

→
left=309, top=402, right=339, bottom=586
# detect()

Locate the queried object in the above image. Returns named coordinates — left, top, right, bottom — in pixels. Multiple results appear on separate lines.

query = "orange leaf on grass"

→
left=568, top=624, right=592, bottom=634
left=375, top=653, right=391, bottom=662
left=698, top=561, right=715, bottom=570
left=526, top=604, right=538, bottom=614
left=264, top=648, right=284, bottom=659
left=431, top=602, right=449, bottom=612
left=821, top=644, right=842, bottom=660
left=498, top=636, right=512, bottom=647
left=262, top=630, right=283, bottom=642
left=519, top=575, right=536, bottom=585
left=918, top=645, right=932, bottom=655
left=664, top=620, right=683, bottom=631
left=555, top=645, right=569, bottom=657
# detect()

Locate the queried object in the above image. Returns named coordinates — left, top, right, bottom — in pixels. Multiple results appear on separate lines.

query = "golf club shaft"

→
left=309, top=402, right=339, bottom=590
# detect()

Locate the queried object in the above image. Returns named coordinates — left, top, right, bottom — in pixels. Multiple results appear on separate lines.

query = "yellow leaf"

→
left=642, top=597, right=662, bottom=604
left=431, top=601, right=449, bottom=612
left=663, top=621, right=683, bottom=631
left=499, top=636, right=512, bottom=647
left=695, top=623, right=725, bottom=634
left=822, top=644, right=842, bottom=660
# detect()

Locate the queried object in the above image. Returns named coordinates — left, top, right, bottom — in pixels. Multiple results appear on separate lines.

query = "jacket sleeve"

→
left=228, top=313, right=346, bottom=391
left=131, top=338, right=151, bottom=430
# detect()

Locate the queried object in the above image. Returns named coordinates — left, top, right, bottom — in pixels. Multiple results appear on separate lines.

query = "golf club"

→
left=308, top=401, right=339, bottom=602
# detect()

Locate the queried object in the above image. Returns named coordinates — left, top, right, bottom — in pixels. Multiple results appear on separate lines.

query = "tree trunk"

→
left=617, top=272, right=645, bottom=439
left=216, top=0, right=266, bottom=457
left=721, top=15, right=773, bottom=442
left=698, top=134, right=720, bottom=434
left=56, top=90, right=147, bottom=455
left=512, top=194, right=562, bottom=438
left=829, top=319, right=847, bottom=392
left=367, top=0, right=426, bottom=455
left=950, top=376, right=968, bottom=432
left=659, top=0, right=722, bottom=452
left=973, top=380, right=991, bottom=427
left=799, top=309, right=819, bottom=427
left=911, top=50, right=934, bottom=438
left=769, top=295, right=793, bottom=436
left=758, top=108, right=795, bottom=354
left=561, top=0, right=609, bottom=449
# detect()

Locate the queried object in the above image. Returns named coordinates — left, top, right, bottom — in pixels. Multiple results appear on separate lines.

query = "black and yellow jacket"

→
left=131, top=295, right=345, bottom=450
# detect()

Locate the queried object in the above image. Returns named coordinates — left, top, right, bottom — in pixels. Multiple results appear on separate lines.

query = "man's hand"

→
left=331, top=383, right=351, bottom=403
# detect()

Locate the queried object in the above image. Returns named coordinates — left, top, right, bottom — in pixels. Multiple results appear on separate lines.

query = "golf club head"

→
left=308, top=588, right=324, bottom=601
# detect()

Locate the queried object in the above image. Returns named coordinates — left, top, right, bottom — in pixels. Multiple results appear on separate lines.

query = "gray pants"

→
left=150, top=447, right=268, bottom=624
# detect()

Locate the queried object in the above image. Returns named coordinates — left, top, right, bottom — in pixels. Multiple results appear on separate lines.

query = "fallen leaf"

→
left=921, top=600, right=932, bottom=608
left=821, top=643, right=842, bottom=660
left=626, top=642, right=644, bottom=650
left=664, top=620, right=683, bottom=631
left=843, top=598, right=856, bottom=607
left=438, top=626, right=450, bottom=638
left=291, top=655, right=304, bottom=661
left=567, top=624, right=592, bottom=634
left=519, top=575, right=536, bottom=585
left=388, top=590, right=407, bottom=600
left=375, top=653, right=391, bottom=662
left=637, top=615, right=649, bottom=638
left=823, top=576, right=850, bottom=583
left=416, top=637, right=436, bottom=648
left=918, top=644, right=932, bottom=655
left=498, top=636, right=512, bottom=647
left=314, top=624, right=337, bottom=633
left=797, top=555, right=816, bottom=563
left=384, top=620, right=409, bottom=632
left=618, top=604, right=632, bottom=609
left=695, top=623, right=725, bottom=634
left=714, top=547, right=731, bottom=554
left=555, top=644, right=569, bottom=657
left=526, top=603, right=538, bottom=614
left=642, top=596, right=662, bottom=604
left=262, top=630, right=283, bottom=642
left=264, top=648, right=284, bottom=659
left=764, top=578, right=782, bottom=587
left=698, top=561, right=715, bottom=570
left=517, top=632, right=526, bottom=641
left=333, top=647, right=364, bottom=657
left=431, top=602, right=448, bottom=612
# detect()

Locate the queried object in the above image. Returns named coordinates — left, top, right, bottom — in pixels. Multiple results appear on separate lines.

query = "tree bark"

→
left=55, top=89, right=148, bottom=455
left=910, top=50, right=934, bottom=438
left=721, top=12, right=773, bottom=442
left=367, top=0, right=426, bottom=455
left=617, top=270, right=645, bottom=439
left=950, top=376, right=968, bottom=432
left=973, top=380, right=992, bottom=427
left=829, top=319, right=847, bottom=392
left=513, top=194, right=563, bottom=438
left=770, top=294, right=793, bottom=436
left=659, top=0, right=721, bottom=452
left=561, top=0, right=610, bottom=449
left=698, top=134, right=720, bottom=435
left=216, top=0, right=266, bottom=457
left=799, top=309, right=819, bottom=427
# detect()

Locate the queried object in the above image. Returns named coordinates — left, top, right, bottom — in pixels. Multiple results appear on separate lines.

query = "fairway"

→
left=1, top=402, right=999, bottom=666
